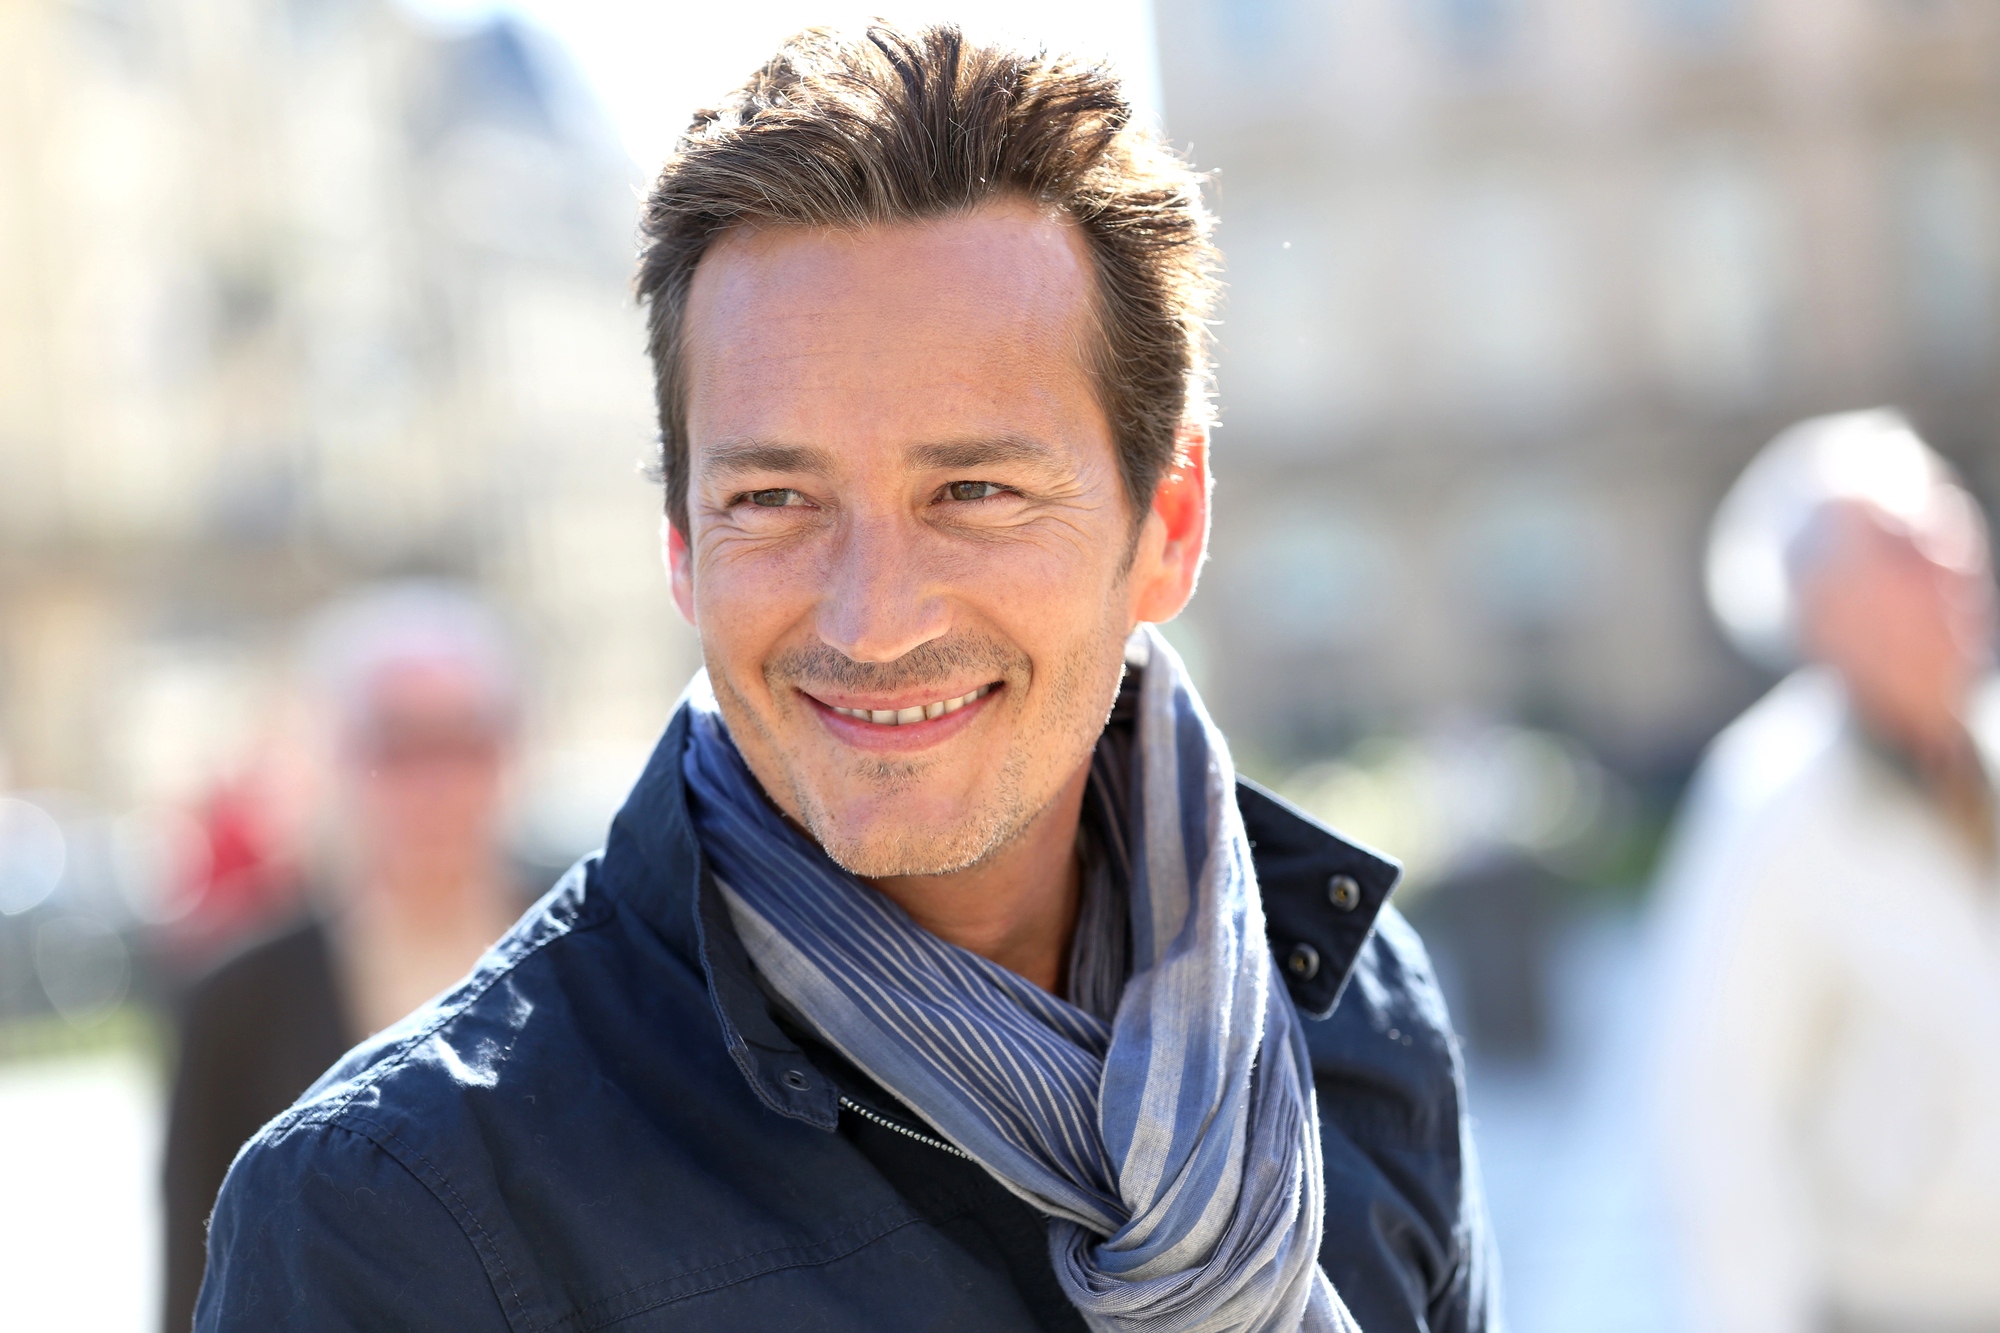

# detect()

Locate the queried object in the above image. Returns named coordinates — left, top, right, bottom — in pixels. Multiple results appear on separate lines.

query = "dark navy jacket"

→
left=197, top=708, right=1500, bottom=1332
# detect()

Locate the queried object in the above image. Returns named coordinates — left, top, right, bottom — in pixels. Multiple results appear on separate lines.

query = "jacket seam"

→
left=541, top=1200, right=927, bottom=1332
left=338, top=1113, right=537, bottom=1332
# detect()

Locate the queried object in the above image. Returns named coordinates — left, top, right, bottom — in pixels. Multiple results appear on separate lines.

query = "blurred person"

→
left=193, top=24, right=1496, bottom=1333
left=162, top=581, right=524, bottom=1333
left=1654, top=409, right=2000, bottom=1333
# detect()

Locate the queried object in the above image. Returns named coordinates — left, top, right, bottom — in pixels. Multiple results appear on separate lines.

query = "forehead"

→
left=680, top=200, right=1103, bottom=453
left=1819, top=488, right=1986, bottom=574
left=349, top=658, right=503, bottom=723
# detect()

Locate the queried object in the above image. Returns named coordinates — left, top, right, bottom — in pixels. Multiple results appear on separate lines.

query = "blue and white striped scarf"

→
left=682, top=626, right=1351, bottom=1332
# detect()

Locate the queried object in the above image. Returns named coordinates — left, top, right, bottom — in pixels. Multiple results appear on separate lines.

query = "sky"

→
left=395, top=0, right=1164, bottom=177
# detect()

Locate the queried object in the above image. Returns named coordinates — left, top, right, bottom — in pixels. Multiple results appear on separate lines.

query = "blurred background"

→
left=3, top=0, right=1996, bottom=1328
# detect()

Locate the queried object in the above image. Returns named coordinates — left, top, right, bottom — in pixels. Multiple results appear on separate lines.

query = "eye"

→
left=746, top=488, right=800, bottom=508
left=944, top=481, right=1004, bottom=502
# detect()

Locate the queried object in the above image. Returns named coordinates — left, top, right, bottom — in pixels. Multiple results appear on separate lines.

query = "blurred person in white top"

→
left=1655, top=409, right=2000, bottom=1333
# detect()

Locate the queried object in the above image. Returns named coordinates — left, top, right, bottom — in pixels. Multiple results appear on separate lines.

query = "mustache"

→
left=767, top=634, right=1026, bottom=694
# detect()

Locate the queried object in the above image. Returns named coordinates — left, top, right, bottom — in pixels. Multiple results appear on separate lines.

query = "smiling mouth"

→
left=821, top=682, right=998, bottom=726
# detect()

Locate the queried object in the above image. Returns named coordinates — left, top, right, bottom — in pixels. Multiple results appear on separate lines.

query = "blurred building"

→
left=1158, top=0, right=2000, bottom=778
left=0, top=0, right=694, bottom=928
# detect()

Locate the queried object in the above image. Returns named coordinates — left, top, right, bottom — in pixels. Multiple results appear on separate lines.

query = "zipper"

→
left=838, top=1095, right=970, bottom=1159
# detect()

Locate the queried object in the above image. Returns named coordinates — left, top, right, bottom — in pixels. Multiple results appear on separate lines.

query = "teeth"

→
left=829, top=683, right=994, bottom=725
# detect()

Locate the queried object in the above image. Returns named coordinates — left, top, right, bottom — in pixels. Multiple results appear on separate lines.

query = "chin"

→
left=804, top=807, right=1004, bottom=879
left=796, top=777, right=1032, bottom=881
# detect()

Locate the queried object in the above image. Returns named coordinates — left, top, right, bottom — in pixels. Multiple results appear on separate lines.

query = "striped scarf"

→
left=682, top=626, right=1351, bottom=1332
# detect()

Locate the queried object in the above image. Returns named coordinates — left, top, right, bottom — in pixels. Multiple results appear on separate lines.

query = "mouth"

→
left=801, top=681, right=1003, bottom=752
left=820, top=682, right=997, bottom=726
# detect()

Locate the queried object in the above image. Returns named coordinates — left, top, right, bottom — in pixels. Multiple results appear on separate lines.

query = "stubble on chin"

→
left=801, top=748, right=1032, bottom=879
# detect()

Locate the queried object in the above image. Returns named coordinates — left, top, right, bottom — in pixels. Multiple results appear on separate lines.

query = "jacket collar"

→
left=1235, top=778, right=1401, bottom=1020
left=604, top=706, right=842, bottom=1129
left=603, top=702, right=1401, bottom=1128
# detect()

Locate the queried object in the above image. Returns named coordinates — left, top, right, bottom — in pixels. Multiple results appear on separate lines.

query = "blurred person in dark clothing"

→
left=1655, top=410, right=2000, bottom=1333
left=162, top=581, right=524, bottom=1333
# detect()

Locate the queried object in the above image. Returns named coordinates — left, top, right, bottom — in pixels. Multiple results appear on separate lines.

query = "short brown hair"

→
left=635, top=22, right=1219, bottom=536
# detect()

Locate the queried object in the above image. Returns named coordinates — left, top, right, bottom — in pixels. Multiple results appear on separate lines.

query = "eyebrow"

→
left=906, top=437, right=1066, bottom=473
left=699, top=435, right=1069, bottom=480
left=700, top=441, right=837, bottom=478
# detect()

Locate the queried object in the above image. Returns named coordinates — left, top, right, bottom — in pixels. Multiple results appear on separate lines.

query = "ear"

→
left=1128, top=425, right=1211, bottom=626
left=663, top=516, right=697, bottom=627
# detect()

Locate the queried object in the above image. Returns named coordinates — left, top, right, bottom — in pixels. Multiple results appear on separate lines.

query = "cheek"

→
left=1848, top=573, right=1967, bottom=682
left=957, top=531, right=1125, bottom=635
left=1953, top=582, right=1997, bottom=645
left=1899, top=573, right=1964, bottom=646
left=367, top=766, right=500, bottom=816
left=973, top=544, right=1129, bottom=726
left=1840, top=565, right=1917, bottom=633
left=695, top=539, right=814, bottom=655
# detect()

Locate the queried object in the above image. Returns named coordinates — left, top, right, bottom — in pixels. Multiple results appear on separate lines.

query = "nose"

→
left=814, top=510, right=950, bottom=663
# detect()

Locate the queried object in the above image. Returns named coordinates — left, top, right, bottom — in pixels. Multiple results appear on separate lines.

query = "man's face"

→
left=1803, top=492, right=1996, bottom=740
left=670, top=199, right=1201, bottom=878
left=338, top=661, right=513, bottom=883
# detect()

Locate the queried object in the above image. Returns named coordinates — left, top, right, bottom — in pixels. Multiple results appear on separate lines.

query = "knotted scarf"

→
left=681, top=626, right=1351, bottom=1332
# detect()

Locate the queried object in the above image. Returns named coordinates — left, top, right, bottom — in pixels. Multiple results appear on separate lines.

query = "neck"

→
left=355, top=852, right=506, bottom=928
left=862, top=761, right=1091, bottom=995
left=330, top=851, right=514, bottom=1035
left=1850, top=688, right=1973, bottom=774
left=1850, top=689, right=1998, bottom=865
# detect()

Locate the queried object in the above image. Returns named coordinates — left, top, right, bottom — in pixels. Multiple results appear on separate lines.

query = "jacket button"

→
left=1328, top=874, right=1361, bottom=912
left=1285, top=943, right=1320, bottom=981
left=782, top=1069, right=811, bottom=1091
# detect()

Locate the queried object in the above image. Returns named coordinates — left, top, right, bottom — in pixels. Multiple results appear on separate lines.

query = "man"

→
left=1655, top=409, right=2000, bottom=1333
left=197, top=25, right=1496, bottom=1332
left=164, top=582, right=527, bottom=1333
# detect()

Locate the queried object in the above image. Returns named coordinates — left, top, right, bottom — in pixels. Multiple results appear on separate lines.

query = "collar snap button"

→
left=1285, top=943, right=1321, bottom=981
left=782, top=1069, right=811, bottom=1091
left=1328, top=874, right=1361, bottom=912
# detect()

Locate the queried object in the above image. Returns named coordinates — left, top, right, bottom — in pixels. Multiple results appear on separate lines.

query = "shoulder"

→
left=182, top=915, right=328, bottom=1017
left=174, top=916, right=342, bottom=1081
left=1695, top=670, right=1847, bottom=815
left=1660, top=673, right=1856, bottom=899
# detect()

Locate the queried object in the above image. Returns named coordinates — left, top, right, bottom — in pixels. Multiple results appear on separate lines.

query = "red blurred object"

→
left=160, top=772, right=303, bottom=972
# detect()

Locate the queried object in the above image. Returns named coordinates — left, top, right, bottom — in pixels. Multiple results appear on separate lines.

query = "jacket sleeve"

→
left=1310, top=910, right=1503, bottom=1333
left=196, top=1117, right=513, bottom=1333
